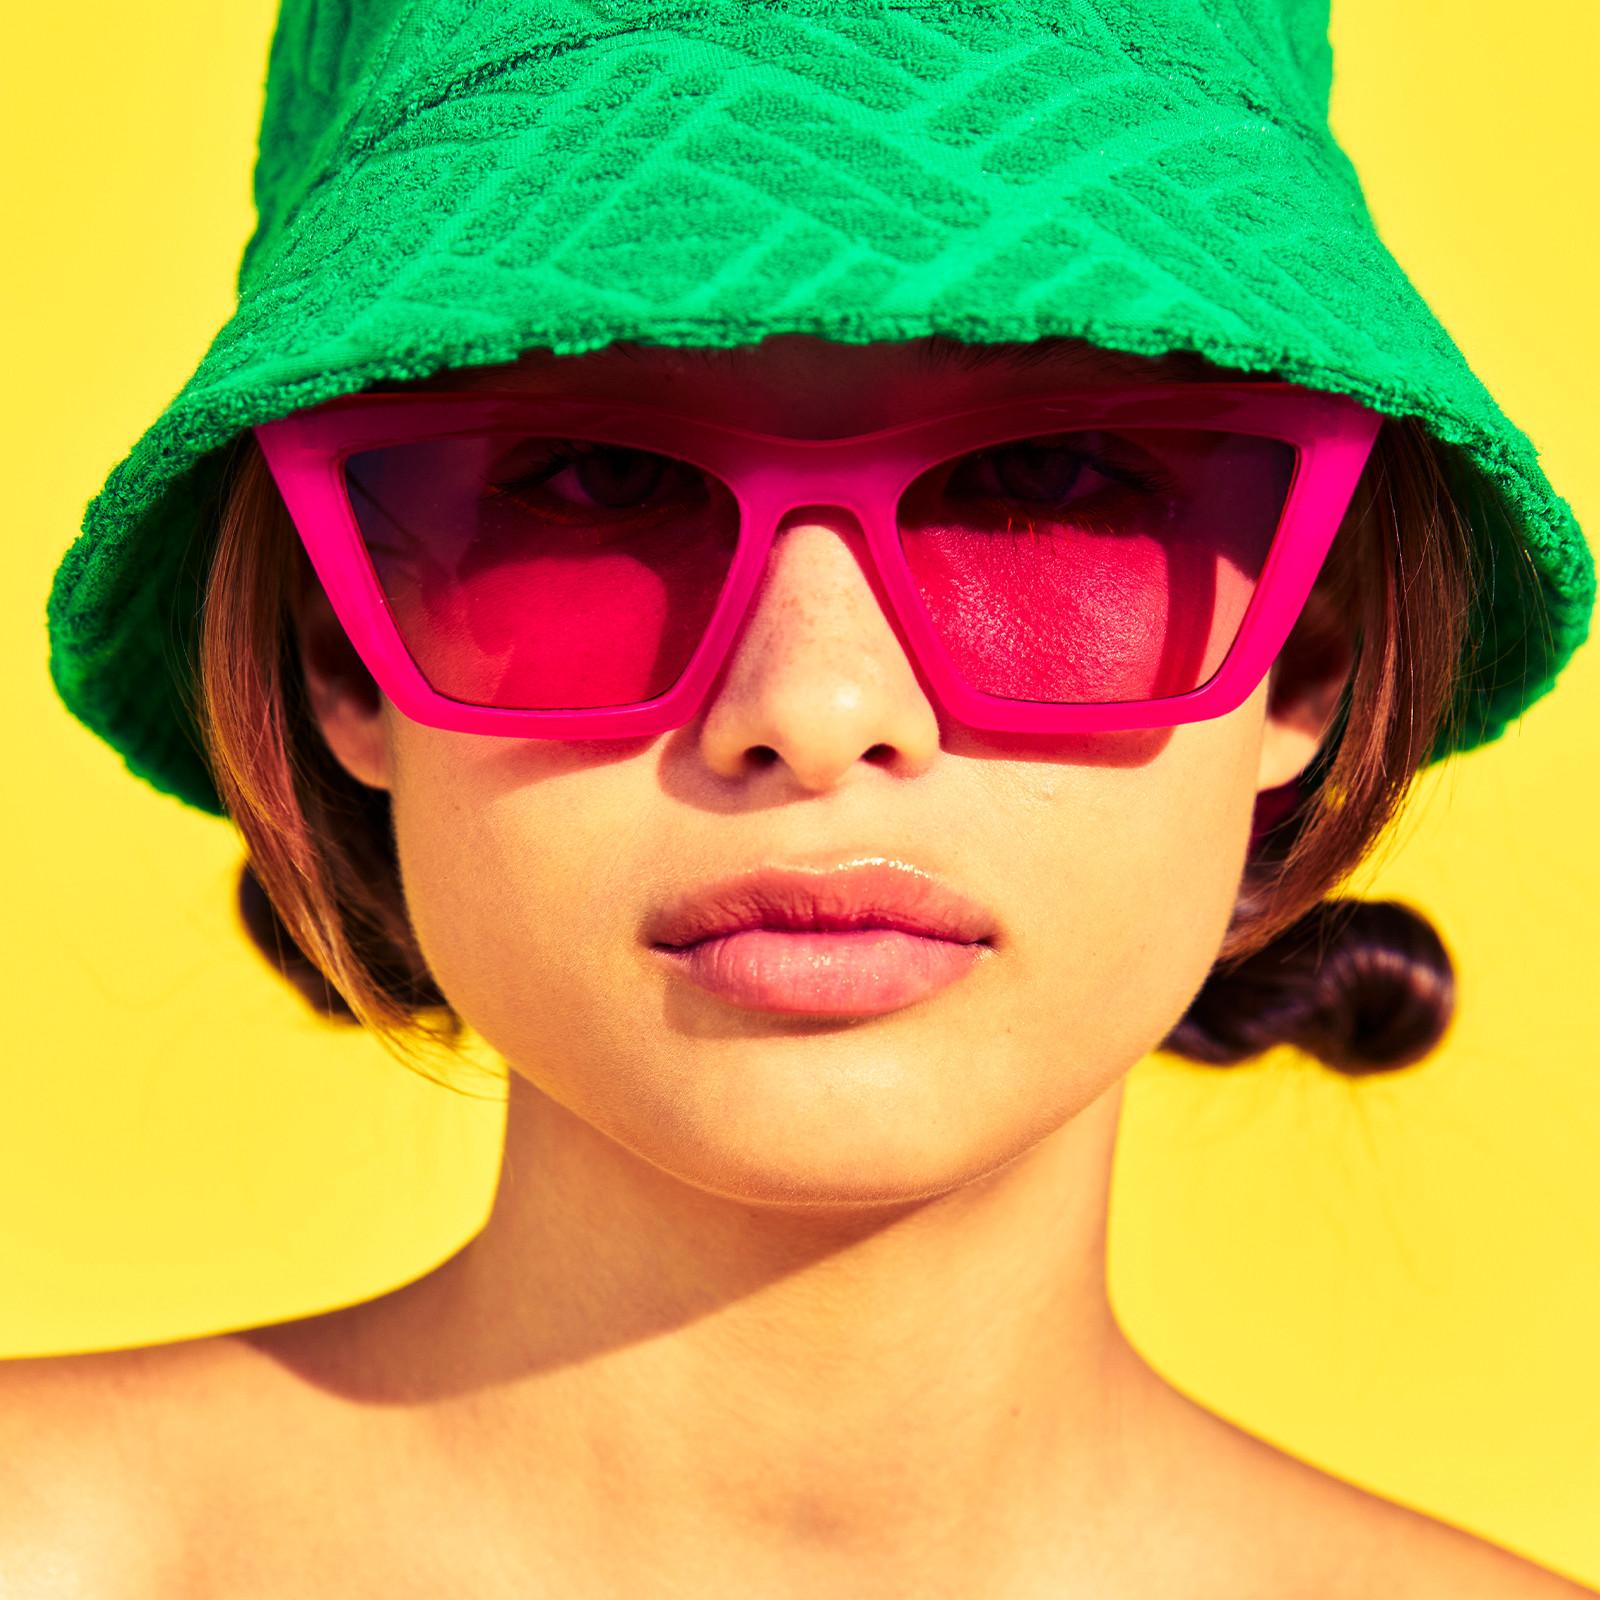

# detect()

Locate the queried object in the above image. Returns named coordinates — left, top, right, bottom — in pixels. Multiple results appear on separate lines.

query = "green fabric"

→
left=46, top=0, right=1595, bottom=816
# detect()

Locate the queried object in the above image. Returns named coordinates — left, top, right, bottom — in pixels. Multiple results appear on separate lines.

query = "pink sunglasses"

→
left=252, top=380, right=1382, bottom=739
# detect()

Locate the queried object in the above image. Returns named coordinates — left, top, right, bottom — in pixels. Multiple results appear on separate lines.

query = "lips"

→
left=644, top=859, right=998, bottom=950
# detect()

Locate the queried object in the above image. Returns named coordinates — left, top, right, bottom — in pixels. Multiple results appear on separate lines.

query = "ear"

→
left=287, top=559, right=393, bottom=792
left=1257, top=583, right=1354, bottom=793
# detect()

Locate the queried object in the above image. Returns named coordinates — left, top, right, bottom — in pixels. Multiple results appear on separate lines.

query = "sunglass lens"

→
left=896, top=428, right=1297, bottom=703
left=344, top=434, right=741, bottom=709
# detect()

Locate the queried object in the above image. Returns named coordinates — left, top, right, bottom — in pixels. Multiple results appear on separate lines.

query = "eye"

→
left=985, top=442, right=1097, bottom=504
left=491, top=442, right=696, bottom=514
left=946, top=433, right=1168, bottom=510
left=553, top=445, right=670, bottom=510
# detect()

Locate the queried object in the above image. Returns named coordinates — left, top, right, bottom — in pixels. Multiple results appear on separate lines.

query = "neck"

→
left=248, top=1069, right=1173, bottom=1590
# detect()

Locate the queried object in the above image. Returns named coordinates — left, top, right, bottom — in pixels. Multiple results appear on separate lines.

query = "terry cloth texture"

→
left=46, top=0, right=1595, bottom=817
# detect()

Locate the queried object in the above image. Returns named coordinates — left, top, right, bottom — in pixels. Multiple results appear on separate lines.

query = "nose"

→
left=694, top=508, right=942, bottom=790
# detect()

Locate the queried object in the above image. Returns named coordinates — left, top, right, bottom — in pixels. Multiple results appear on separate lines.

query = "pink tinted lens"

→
left=898, top=428, right=1297, bottom=702
left=344, top=433, right=742, bottom=709
left=343, top=424, right=1298, bottom=713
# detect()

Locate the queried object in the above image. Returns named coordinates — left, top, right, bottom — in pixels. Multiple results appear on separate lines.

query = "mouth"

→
left=653, top=927, right=992, bottom=1016
left=645, top=859, right=998, bottom=1017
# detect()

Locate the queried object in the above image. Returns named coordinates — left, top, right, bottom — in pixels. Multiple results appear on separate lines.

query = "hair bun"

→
left=1163, top=899, right=1455, bottom=1075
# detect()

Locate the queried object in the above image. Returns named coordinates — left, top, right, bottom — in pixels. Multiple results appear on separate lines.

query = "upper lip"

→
left=645, top=860, right=999, bottom=950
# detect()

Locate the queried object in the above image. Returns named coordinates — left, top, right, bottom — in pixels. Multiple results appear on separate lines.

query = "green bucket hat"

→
left=46, top=0, right=1595, bottom=817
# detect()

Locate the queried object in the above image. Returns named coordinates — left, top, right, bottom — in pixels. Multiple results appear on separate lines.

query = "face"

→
left=291, top=335, right=1349, bottom=1206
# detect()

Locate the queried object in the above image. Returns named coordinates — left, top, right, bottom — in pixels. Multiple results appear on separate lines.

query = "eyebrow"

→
left=916, top=337, right=1092, bottom=373
left=913, top=338, right=1229, bottom=380
left=647, top=335, right=1221, bottom=380
left=652, top=338, right=1076, bottom=372
left=412, top=336, right=1228, bottom=399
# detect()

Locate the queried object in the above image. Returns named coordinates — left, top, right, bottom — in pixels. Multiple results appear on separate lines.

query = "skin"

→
left=8, top=335, right=1590, bottom=1596
left=266, top=333, right=1352, bottom=1590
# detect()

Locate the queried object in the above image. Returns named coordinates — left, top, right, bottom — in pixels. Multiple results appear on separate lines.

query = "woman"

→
left=20, top=0, right=1595, bottom=1593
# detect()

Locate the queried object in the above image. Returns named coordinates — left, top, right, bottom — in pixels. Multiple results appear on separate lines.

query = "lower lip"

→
left=654, top=928, right=990, bottom=1016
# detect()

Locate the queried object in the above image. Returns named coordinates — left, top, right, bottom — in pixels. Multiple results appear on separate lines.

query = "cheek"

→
left=386, top=792, right=518, bottom=1024
left=384, top=737, right=652, bottom=1062
left=1014, top=741, right=1256, bottom=1062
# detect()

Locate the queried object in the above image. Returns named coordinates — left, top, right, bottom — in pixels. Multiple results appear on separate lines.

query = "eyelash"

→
left=485, top=440, right=1177, bottom=519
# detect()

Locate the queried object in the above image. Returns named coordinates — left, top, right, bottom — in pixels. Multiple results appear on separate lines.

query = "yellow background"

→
left=4, top=1, right=1597, bottom=1584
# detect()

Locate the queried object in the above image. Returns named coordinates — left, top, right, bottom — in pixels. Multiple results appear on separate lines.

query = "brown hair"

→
left=196, top=409, right=1500, bottom=1084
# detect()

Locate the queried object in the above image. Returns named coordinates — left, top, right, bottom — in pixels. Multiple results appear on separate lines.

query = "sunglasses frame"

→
left=251, top=380, right=1383, bottom=739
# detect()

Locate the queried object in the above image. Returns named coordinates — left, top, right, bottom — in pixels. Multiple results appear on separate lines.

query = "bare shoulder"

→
left=0, top=1308, right=435, bottom=1598
left=1367, top=1502, right=1600, bottom=1599
left=1278, top=1454, right=1597, bottom=1598
left=0, top=1336, right=247, bottom=1597
left=1151, top=1379, right=1598, bottom=1598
